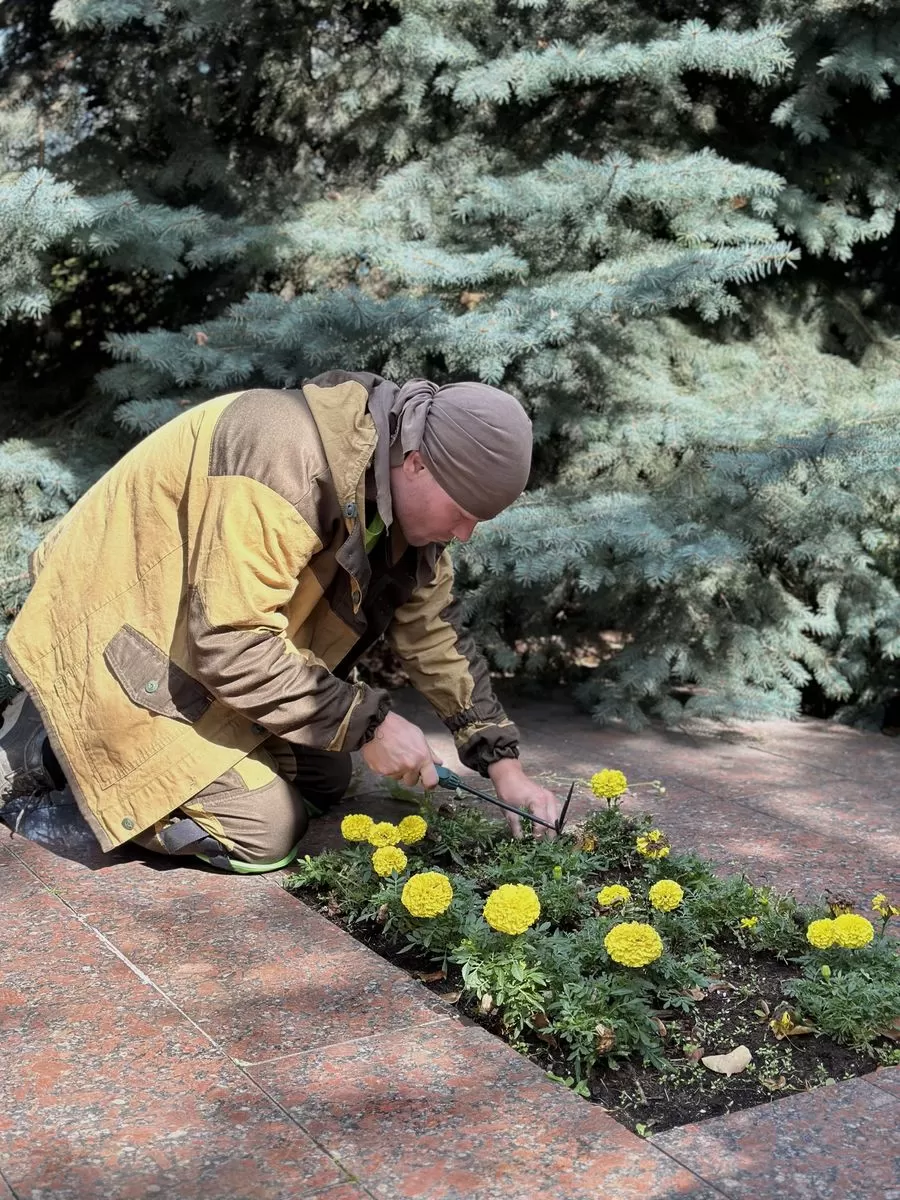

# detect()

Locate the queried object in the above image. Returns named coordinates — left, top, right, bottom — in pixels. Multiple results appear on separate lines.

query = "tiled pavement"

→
left=1, top=688, right=898, bottom=1199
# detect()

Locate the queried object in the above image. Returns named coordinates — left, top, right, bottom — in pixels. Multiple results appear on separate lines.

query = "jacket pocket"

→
left=103, top=625, right=211, bottom=724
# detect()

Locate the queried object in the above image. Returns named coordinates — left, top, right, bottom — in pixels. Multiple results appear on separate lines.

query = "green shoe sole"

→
left=196, top=839, right=304, bottom=875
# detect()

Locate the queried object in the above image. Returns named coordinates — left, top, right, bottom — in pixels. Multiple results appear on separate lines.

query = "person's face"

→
left=389, top=451, right=480, bottom=546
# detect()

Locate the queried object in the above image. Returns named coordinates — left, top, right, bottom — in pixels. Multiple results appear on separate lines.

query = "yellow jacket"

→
left=4, top=373, right=519, bottom=851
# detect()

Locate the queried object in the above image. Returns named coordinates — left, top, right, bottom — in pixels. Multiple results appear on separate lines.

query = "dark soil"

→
left=294, top=892, right=882, bottom=1135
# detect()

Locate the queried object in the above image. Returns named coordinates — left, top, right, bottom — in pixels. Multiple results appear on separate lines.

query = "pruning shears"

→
left=434, top=764, right=575, bottom=836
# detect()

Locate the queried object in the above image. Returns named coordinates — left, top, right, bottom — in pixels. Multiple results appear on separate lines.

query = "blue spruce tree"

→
left=1, top=0, right=898, bottom=726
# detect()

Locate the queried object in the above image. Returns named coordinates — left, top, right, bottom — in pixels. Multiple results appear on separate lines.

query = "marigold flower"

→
left=831, top=913, right=875, bottom=949
left=340, top=813, right=375, bottom=842
left=367, top=821, right=402, bottom=848
left=397, top=814, right=427, bottom=845
left=401, top=872, right=453, bottom=917
left=580, top=834, right=597, bottom=853
left=604, top=922, right=664, bottom=968
left=590, top=769, right=628, bottom=800
left=597, top=884, right=631, bottom=907
left=806, top=918, right=837, bottom=949
left=371, top=846, right=408, bottom=877
left=483, top=884, right=541, bottom=935
left=635, top=829, right=670, bottom=860
left=872, top=893, right=900, bottom=918
left=648, top=880, right=684, bottom=912
left=740, top=916, right=759, bottom=930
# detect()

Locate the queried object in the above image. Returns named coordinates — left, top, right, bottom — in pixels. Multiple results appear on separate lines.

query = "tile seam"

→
left=645, top=1138, right=741, bottom=1199
left=0, top=1161, right=20, bottom=1200
left=234, top=1014, right=457, bottom=1067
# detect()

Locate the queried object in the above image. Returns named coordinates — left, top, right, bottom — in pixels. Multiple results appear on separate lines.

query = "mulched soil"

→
left=294, top=892, right=882, bottom=1135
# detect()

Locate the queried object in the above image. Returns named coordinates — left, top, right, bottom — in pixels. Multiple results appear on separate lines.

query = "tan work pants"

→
left=130, top=737, right=352, bottom=870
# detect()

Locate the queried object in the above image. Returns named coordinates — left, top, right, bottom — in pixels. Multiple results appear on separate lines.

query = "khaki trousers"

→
left=131, top=737, right=352, bottom=869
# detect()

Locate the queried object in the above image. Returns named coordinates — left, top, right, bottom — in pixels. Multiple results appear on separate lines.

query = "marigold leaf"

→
left=701, top=1045, right=752, bottom=1076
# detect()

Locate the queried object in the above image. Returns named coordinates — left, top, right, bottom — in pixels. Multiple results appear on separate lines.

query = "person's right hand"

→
left=361, top=711, right=442, bottom=789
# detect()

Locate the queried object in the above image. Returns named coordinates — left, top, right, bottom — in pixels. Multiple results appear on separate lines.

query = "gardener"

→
left=0, top=371, right=560, bottom=873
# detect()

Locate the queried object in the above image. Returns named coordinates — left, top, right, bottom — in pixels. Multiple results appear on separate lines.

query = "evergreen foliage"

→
left=1, top=0, right=899, bottom=726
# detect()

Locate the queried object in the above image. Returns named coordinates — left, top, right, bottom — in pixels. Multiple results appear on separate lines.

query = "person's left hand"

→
left=487, top=758, right=561, bottom=839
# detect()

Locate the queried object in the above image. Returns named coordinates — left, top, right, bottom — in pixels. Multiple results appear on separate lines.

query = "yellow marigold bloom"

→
left=367, top=821, right=402, bottom=848
left=740, top=916, right=759, bottom=930
left=397, top=815, right=427, bottom=845
left=483, top=884, right=541, bottom=935
left=604, top=922, right=664, bottom=968
left=371, top=846, right=408, bottom=877
left=635, top=829, right=670, bottom=860
left=401, top=872, right=453, bottom=918
left=590, top=769, right=628, bottom=800
left=581, top=835, right=597, bottom=852
left=597, top=885, right=631, bottom=907
left=648, top=880, right=684, bottom=912
left=872, top=893, right=900, bottom=918
left=806, top=918, right=837, bottom=949
left=341, top=813, right=375, bottom=842
left=832, top=913, right=875, bottom=949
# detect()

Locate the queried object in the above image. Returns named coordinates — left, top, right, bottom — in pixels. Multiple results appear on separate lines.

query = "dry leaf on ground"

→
left=701, top=1045, right=752, bottom=1076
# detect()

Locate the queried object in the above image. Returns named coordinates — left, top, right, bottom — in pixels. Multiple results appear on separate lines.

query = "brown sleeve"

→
left=187, top=391, right=390, bottom=751
left=386, top=549, right=519, bottom=775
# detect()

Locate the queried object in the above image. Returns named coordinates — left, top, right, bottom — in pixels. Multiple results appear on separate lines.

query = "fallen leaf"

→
left=685, top=1045, right=705, bottom=1063
left=683, top=986, right=706, bottom=1001
left=531, top=1012, right=551, bottom=1029
left=701, top=1045, right=752, bottom=1076
left=754, top=999, right=770, bottom=1018
left=651, top=1017, right=667, bottom=1039
left=414, top=969, right=446, bottom=983
left=770, top=1011, right=817, bottom=1040
left=875, top=1016, right=900, bottom=1041
left=375, top=904, right=389, bottom=923
left=707, top=980, right=738, bottom=994
left=438, top=990, right=463, bottom=1005
left=760, top=1075, right=787, bottom=1091
left=594, top=1023, right=616, bottom=1053
left=480, top=992, right=494, bottom=1013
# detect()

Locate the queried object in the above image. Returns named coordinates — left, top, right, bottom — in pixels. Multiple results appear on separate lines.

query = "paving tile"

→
left=303, top=1187, right=376, bottom=1200
left=653, top=1077, right=900, bottom=1200
left=726, top=782, right=900, bottom=860
left=0, top=1022, right=346, bottom=1200
left=249, top=1020, right=718, bottom=1200
left=614, top=785, right=898, bottom=901
left=10, top=836, right=452, bottom=1063
left=868, top=1065, right=900, bottom=1099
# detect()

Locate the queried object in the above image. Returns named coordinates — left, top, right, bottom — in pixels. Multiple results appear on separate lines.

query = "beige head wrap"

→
left=369, top=378, right=532, bottom=525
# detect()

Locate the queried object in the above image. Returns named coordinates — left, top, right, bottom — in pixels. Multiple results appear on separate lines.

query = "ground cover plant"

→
left=286, top=771, right=900, bottom=1134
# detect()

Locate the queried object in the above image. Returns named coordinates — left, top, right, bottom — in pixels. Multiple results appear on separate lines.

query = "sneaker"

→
left=0, top=691, right=53, bottom=808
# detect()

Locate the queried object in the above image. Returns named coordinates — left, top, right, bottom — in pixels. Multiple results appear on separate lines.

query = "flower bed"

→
left=285, top=771, right=900, bottom=1134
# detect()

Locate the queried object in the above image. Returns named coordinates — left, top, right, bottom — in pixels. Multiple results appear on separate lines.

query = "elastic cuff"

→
left=361, top=691, right=393, bottom=744
left=474, top=744, right=520, bottom=778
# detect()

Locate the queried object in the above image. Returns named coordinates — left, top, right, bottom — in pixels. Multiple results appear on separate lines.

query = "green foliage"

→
left=286, top=789, right=900, bottom=1087
left=3, top=0, right=900, bottom=725
left=783, top=940, right=900, bottom=1045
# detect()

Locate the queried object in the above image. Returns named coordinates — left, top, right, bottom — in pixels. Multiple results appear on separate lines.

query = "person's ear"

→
left=403, top=450, right=428, bottom=478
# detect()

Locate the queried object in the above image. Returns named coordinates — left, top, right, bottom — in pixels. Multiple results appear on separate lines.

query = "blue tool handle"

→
left=435, top=764, right=463, bottom=789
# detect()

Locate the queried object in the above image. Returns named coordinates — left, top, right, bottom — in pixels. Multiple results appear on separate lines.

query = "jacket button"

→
left=122, top=817, right=135, bottom=831
left=344, top=501, right=358, bottom=519
left=351, top=587, right=361, bottom=607
left=144, top=680, right=159, bottom=693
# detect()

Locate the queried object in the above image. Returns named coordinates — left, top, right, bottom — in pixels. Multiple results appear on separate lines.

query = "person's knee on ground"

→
left=134, top=748, right=309, bottom=873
